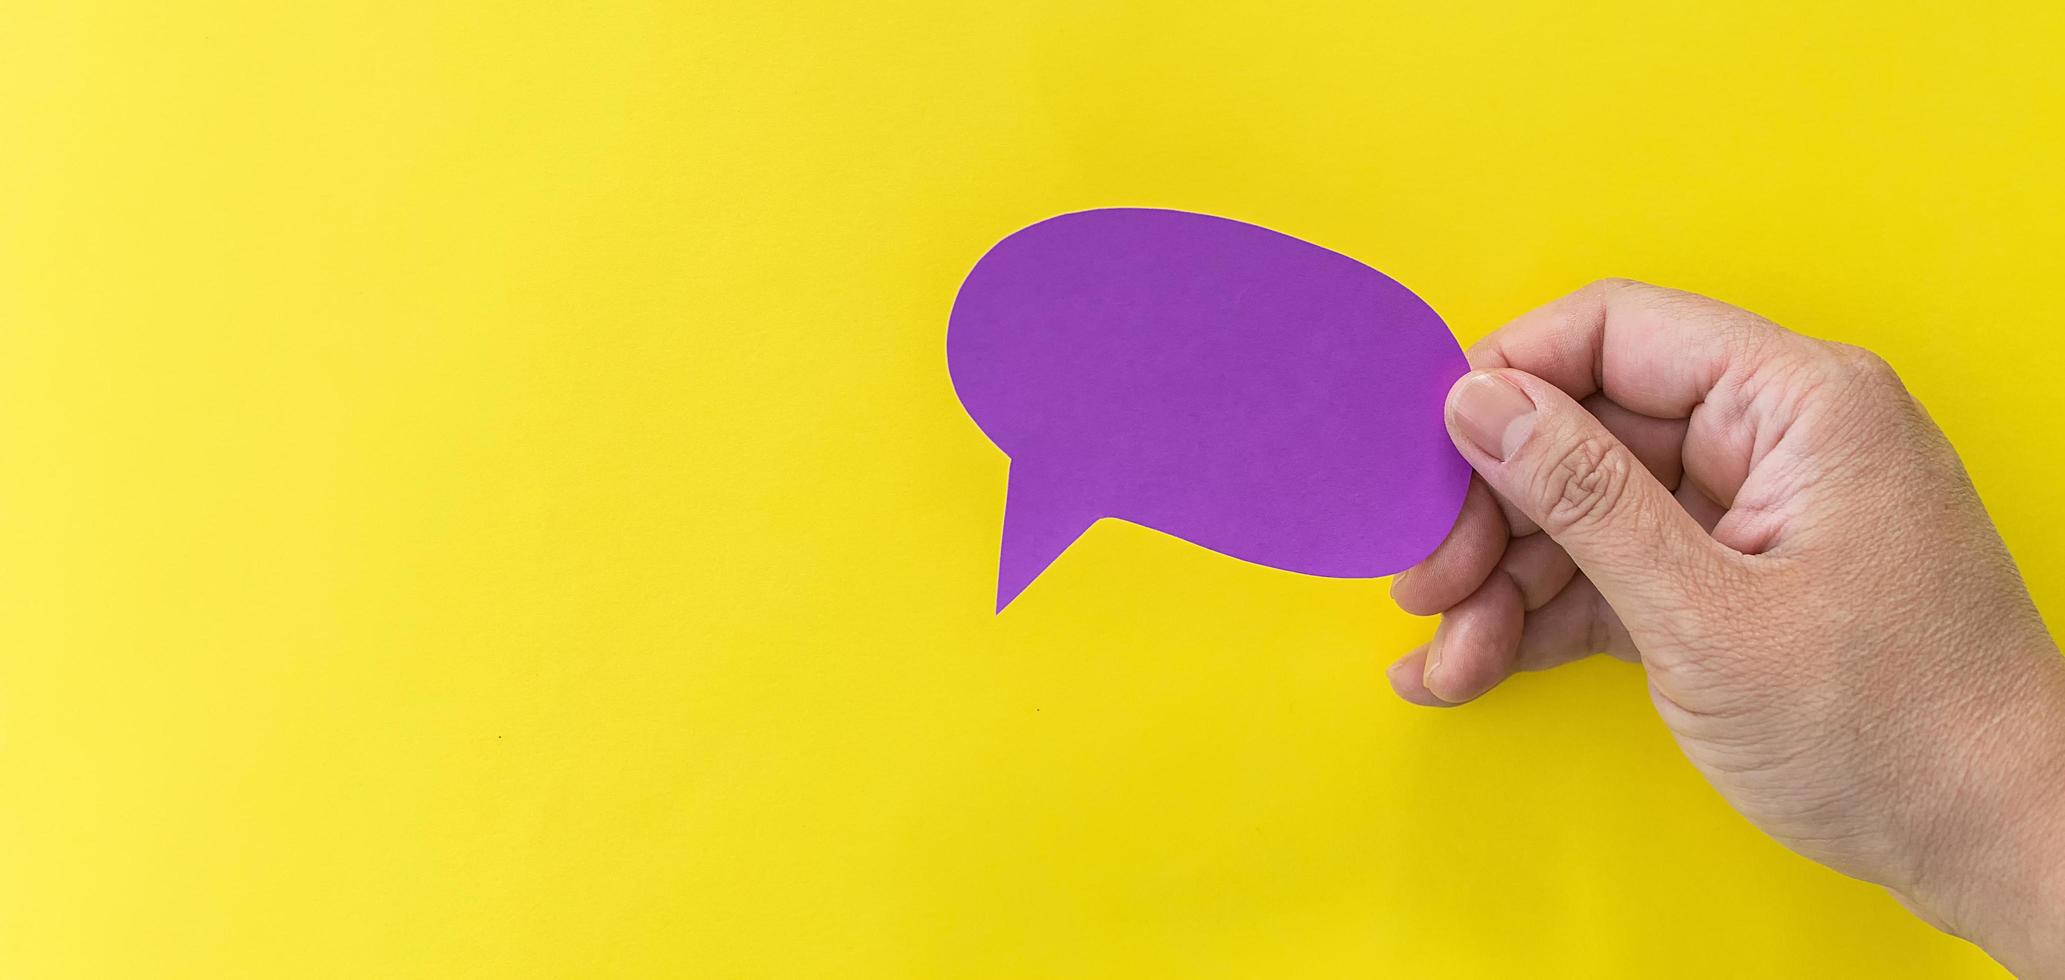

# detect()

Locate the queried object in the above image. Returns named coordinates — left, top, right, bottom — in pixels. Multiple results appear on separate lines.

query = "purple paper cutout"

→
left=948, top=208, right=1470, bottom=611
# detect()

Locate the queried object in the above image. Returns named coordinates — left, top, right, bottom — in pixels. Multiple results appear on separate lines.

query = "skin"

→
left=1385, top=279, right=2065, bottom=975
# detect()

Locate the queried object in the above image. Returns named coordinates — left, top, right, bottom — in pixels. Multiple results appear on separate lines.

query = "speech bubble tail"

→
left=995, top=462, right=1097, bottom=613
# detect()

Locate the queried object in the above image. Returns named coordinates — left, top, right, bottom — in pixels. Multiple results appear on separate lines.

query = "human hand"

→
left=1386, top=279, right=2065, bottom=973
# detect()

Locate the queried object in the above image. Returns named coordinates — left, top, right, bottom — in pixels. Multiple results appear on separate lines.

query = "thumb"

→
left=1443, top=368, right=1725, bottom=626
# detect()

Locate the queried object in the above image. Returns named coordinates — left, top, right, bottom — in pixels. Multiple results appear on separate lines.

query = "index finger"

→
left=1468, top=278, right=1789, bottom=419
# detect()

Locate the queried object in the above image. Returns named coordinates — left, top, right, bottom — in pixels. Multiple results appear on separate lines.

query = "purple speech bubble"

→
left=948, top=208, right=1470, bottom=611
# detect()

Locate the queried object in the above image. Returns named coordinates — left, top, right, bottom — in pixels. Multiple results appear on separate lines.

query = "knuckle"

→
left=1828, top=342, right=1902, bottom=385
left=1590, top=276, right=1673, bottom=309
left=1530, top=432, right=1635, bottom=536
left=1802, top=343, right=1914, bottom=440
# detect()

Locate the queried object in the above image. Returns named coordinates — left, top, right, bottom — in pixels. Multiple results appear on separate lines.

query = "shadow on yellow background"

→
left=3, top=2, right=2059, bottom=976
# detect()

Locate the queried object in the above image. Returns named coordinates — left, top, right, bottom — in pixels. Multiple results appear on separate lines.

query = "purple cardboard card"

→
left=948, top=208, right=1470, bottom=611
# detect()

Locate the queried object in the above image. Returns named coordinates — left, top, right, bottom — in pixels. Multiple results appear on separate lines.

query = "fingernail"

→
left=1450, top=371, right=1537, bottom=461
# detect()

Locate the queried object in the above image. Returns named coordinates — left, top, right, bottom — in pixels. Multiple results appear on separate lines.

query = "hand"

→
left=1386, top=279, right=2065, bottom=974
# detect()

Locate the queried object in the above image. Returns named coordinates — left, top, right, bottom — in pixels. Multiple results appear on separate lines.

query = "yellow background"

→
left=3, top=1, right=2061, bottom=976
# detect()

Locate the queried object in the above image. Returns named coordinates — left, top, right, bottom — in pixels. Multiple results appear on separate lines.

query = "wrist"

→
left=1903, top=645, right=2065, bottom=975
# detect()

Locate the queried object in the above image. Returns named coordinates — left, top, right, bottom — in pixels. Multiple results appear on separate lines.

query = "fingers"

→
left=1584, top=394, right=1686, bottom=489
left=1385, top=279, right=1805, bottom=708
left=1420, top=566, right=1525, bottom=703
left=1384, top=574, right=1627, bottom=706
left=1396, top=402, right=1674, bottom=617
left=1474, top=394, right=1687, bottom=541
left=1380, top=384, right=1693, bottom=706
left=1470, top=277, right=1818, bottom=511
left=1444, top=368, right=1729, bottom=628
left=1498, top=531, right=1577, bottom=610
left=1411, top=548, right=1581, bottom=704
left=1468, top=278, right=1782, bottom=418
left=1385, top=647, right=1449, bottom=708
left=1389, top=479, right=1507, bottom=616
left=1392, top=483, right=1575, bottom=621
left=1515, top=576, right=1634, bottom=669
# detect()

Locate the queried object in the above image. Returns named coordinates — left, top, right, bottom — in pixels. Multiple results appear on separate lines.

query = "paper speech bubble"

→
left=948, top=208, right=1470, bottom=611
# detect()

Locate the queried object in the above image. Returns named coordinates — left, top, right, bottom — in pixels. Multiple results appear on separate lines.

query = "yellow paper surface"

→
left=3, top=2, right=2060, bottom=976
